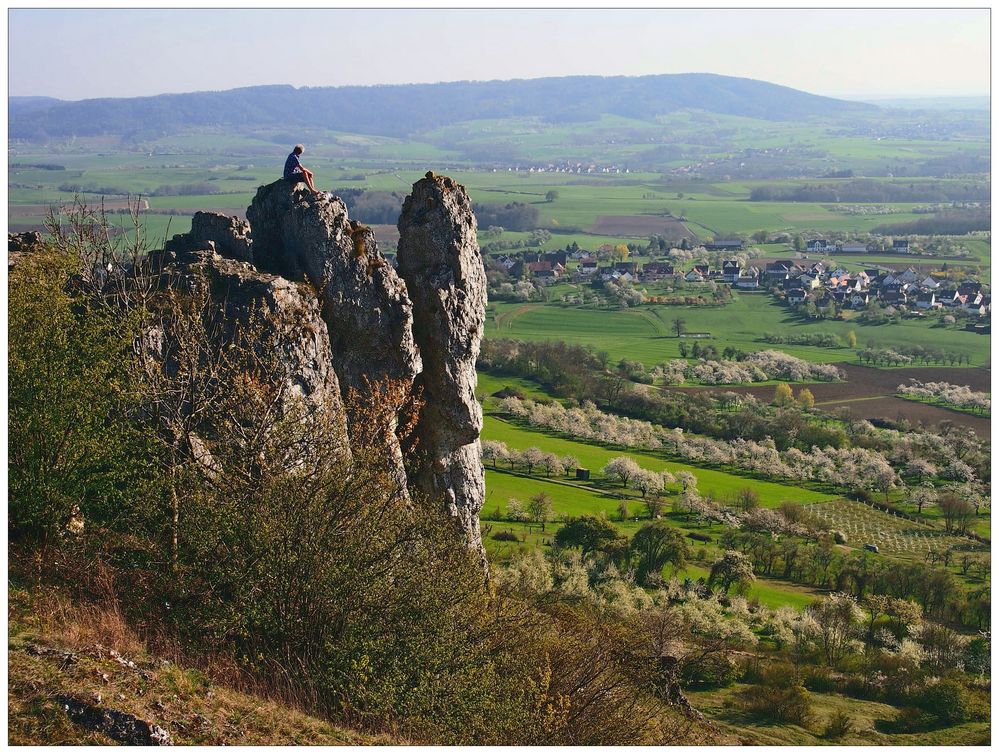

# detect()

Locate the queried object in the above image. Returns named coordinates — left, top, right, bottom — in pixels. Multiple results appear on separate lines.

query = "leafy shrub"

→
left=494, top=386, right=526, bottom=399
left=738, top=662, right=813, bottom=725
left=822, top=710, right=854, bottom=739
left=803, top=665, right=838, bottom=692
left=492, top=530, right=520, bottom=542
left=912, top=679, right=977, bottom=726
left=680, top=653, right=739, bottom=688
left=852, top=489, right=875, bottom=504
left=740, top=683, right=813, bottom=725
left=841, top=673, right=882, bottom=702
left=9, top=243, right=158, bottom=541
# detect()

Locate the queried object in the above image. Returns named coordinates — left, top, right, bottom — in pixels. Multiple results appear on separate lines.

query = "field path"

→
left=493, top=303, right=542, bottom=330
left=624, top=308, right=670, bottom=336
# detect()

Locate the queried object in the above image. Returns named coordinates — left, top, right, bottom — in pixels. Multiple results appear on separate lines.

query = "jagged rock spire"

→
left=247, top=182, right=419, bottom=491
left=397, top=172, right=487, bottom=554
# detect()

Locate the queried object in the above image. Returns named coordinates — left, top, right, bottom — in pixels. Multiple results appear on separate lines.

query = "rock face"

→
left=150, top=246, right=349, bottom=455
left=159, top=175, right=486, bottom=555
left=188, top=211, right=252, bottom=263
left=245, top=182, right=302, bottom=277
left=397, top=172, right=487, bottom=549
left=8, top=231, right=43, bottom=271
left=163, top=212, right=252, bottom=264
left=8, top=230, right=42, bottom=252
left=245, top=183, right=420, bottom=487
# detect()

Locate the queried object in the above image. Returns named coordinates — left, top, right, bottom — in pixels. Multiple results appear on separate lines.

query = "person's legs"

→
left=287, top=171, right=318, bottom=194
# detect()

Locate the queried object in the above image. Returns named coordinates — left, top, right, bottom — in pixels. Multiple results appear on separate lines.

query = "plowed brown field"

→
left=590, top=215, right=698, bottom=240
left=675, top=364, right=991, bottom=435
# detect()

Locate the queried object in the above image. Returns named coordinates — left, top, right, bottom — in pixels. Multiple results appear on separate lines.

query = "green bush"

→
left=822, top=709, right=854, bottom=739
left=738, top=663, right=812, bottom=725
left=9, top=245, right=159, bottom=542
left=680, top=653, right=739, bottom=688
left=740, top=683, right=813, bottom=725
left=913, top=679, right=976, bottom=726
left=803, top=665, right=838, bottom=693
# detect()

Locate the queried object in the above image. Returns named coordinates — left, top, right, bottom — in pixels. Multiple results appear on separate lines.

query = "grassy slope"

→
left=8, top=588, right=389, bottom=746
left=486, top=294, right=990, bottom=368
left=687, top=683, right=990, bottom=746
left=482, top=414, right=836, bottom=507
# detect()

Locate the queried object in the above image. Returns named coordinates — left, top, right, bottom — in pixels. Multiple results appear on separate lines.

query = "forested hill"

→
left=9, top=73, right=876, bottom=141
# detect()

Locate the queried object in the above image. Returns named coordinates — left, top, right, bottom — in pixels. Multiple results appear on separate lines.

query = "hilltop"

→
left=9, top=73, right=875, bottom=142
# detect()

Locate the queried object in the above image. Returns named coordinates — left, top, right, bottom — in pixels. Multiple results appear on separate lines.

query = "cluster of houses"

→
left=762, top=260, right=990, bottom=316
left=492, top=240, right=749, bottom=285
left=804, top=238, right=915, bottom=254
left=489, top=246, right=989, bottom=318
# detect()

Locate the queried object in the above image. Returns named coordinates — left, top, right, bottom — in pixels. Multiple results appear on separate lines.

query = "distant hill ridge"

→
left=9, top=73, right=876, bottom=141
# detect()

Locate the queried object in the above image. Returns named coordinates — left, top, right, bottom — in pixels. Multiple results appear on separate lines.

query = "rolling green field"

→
left=10, top=140, right=989, bottom=247
left=482, top=414, right=837, bottom=507
left=486, top=293, right=990, bottom=368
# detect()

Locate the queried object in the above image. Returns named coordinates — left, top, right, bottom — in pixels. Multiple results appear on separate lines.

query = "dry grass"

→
left=8, top=586, right=393, bottom=745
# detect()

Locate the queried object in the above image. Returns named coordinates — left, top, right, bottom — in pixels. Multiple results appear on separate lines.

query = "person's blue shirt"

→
left=284, top=152, right=302, bottom=180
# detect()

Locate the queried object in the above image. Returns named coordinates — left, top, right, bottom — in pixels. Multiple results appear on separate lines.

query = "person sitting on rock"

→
left=284, top=144, right=318, bottom=194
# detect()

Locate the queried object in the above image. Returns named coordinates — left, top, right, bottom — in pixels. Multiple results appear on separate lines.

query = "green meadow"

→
left=11, top=141, right=989, bottom=244
left=479, top=467, right=819, bottom=611
left=481, top=414, right=837, bottom=507
left=485, top=293, right=990, bottom=369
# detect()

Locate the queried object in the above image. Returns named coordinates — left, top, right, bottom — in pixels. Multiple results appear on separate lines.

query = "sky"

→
left=7, top=8, right=991, bottom=101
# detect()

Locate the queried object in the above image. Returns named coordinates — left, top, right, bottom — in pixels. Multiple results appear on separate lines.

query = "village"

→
left=486, top=236, right=991, bottom=324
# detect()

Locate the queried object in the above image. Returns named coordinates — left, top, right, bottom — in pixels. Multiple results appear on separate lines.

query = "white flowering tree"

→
left=505, top=497, right=530, bottom=522
left=708, top=550, right=755, bottom=594
left=602, top=456, right=641, bottom=488
left=809, top=593, right=864, bottom=665
left=521, top=446, right=546, bottom=475
left=539, top=452, right=565, bottom=478
left=632, top=468, right=665, bottom=499
left=560, top=454, right=579, bottom=476
left=480, top=439, right=509, bottom=469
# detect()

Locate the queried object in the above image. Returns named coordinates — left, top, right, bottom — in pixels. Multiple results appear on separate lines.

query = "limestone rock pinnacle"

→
left=247, top=181, right=420, bottom=489
left=397, top=172, right=487, bottom=552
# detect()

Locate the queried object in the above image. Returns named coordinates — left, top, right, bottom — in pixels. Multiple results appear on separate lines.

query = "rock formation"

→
left=147, top=244, right=350, bottom=459
left=159, top=174, right=487, bottom=555
left=185, top=211, right=252, bottom=263
left=8, top=230, right=43, bottom=270
left=245, top=182, right=420, bottom=488
left=397, top=172, right=487, bottom=548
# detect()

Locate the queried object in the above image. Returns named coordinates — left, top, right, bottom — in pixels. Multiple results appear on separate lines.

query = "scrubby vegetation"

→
left=8, top=215, right=706, bottom=745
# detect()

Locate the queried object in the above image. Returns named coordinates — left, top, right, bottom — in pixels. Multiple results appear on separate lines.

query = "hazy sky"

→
left=8, top=8, right=990, bottom=101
